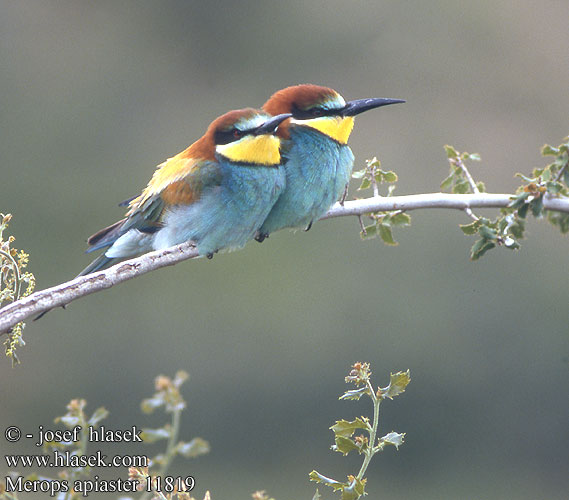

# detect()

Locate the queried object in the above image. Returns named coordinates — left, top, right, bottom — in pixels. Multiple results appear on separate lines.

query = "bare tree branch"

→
left=322, top=192, right=569, bottom=219
left=0, top=242, right=198, bottom=333
left=2, top=191, right=569, bottom=333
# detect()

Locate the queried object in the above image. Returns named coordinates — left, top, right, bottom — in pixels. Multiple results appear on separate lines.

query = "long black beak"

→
left=254, top=113, right=292, bottom=135
left=342, top=98, right=405, bottom=117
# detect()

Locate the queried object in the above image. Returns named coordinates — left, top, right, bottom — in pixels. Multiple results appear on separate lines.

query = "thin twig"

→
left=356, top=378, right=380, bottom=481
left=555, top=161, right=569, bottom=182
left=371, top=171, right=380, bottom=198
left=454, top=156, right=480, bottom=194
left=464, top=208, right=479, bottom=221
left=357, top=215, right=366, bottom=235
left=0, top=249, right=21, bottom=303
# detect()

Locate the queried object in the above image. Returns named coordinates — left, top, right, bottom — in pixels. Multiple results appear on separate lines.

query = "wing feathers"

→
left=86, top=219, right=126, bottom=252
left=86, top=155, right=207, bottom=253
left=127, top=155, right=201, bottom=214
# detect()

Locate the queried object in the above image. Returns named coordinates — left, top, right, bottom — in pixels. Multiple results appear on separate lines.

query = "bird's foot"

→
left=304, top=220, right=313, bottom=232
left=34, top=303, right=66, bottom=321
left=339, top=183, right=349, bottom=206
left=206, top=250, right=219, bottom=260
left=255, top=232, right=269, bottom=243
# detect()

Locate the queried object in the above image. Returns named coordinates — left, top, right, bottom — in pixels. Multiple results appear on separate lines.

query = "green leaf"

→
left=518, top=202, right=529, bottom=219
left=341, top=488, right=358, bottom=500
left=87, top=407, right=109, bottom=427
left=550, top=159, right=564, bottom=170
left=470, top=239, right=496, bottom=260
left=390, top=212, right=411, bottom=226
left=547, top=213, right=569, bottom=233
left=331, top=417, right=370, bottom=437
left=558, top=214, right=569, bottom=233
left=440, top=173, right=455, bottom=191
left=379, top=223, right=397, bottom=246
left=541, top=144, right=559, bottom=156
left=530, top=195, right=544, bottom=217
left=459, top=221, right=480, bottom=235
left=380, top=170, right=398, bottom=183
left=341, top=477, right=367, bottom=500
left=57, top=416, right=81, bottom=428
left=462, top=152, right=481, bottom=161
left=515, top=173, right=535, bottom=183
left=309, top=471, right=345, bottom=492
left=173, top=370, right=189, bottom=387
left=360, top=224, right=378, bottom=240
left=563, top=167, right=569, bottom=187
left=476, top=181, right=486, bottom=193
left=379, top=431, right=406, bottom=450
left=541, top=167, right=552, bottom=182
left=332, top=435, right=360, bottom=455
left=340, top=387, right=369, bottom=400
left=546, top=181, right=564, bottom=195
left=453, top=179, right=470, bottom=194
left=177, top=437, right=210, bottom=458
left=382, top=370, right=411, bottom=399
left=367, top=156, right=381, bottom=168
left=140, top=427, right=170, bottom=443
left=358, top=178, right=371, bottom=191
left=351, top=169, right=366, bottom=179
left=509, top=219, right=525, bottom=239
left=497, top=217, right=508, bottom=233
left=478, top=225, right=497, bottom=241
left=508, top=192, right=530, bottom=210
left=444, top=145, right=458, bottom=159
left=141, top=394, right=165, bottom=414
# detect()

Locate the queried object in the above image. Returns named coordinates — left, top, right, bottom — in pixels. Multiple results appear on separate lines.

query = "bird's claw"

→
left=339, top=183, right=349, bottom=206
left=206, top=250, right=218, bottom=260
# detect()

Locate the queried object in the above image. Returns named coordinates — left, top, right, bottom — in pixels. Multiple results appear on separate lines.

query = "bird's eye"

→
left=311, top=108, right=323, bottom=117
left=233, top=129, right=242, bottom=139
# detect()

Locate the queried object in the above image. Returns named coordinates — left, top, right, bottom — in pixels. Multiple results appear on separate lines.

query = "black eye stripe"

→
left=214, top=128, right=251, bottom=145
left=291, top=104, right=339, bottom=120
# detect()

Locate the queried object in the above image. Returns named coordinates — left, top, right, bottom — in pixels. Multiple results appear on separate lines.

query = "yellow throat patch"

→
left=216, top=135, right=281, bottom=165
left=293, top=116, right=355, bottom=145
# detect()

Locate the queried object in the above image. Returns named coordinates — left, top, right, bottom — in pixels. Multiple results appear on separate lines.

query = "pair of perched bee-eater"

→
left=81, top=84, right=404, bottom=275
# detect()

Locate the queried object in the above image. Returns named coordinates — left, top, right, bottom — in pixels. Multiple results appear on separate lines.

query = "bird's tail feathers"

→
left=77, top=254, right=118, bottom=277
left=86, top=218, right=127, bottom=253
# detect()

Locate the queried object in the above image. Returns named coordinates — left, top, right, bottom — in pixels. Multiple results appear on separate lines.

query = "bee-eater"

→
left=256, top=84, right=404, bottom=240
left=80, top=108, right=291, bottom=275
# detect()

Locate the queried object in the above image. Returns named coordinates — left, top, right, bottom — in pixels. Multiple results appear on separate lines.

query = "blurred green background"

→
left=1, top=1, right=568, bottom=499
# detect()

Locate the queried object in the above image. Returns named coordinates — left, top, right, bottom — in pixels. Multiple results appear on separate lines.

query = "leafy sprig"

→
left=310, top=362, right=410, bottom=500
left=444, top=136, right=569, bottom=260
left=0, top=213, right=35, bottom=364
left=511, top=137, right=569, bottom=234
left=441, top=146, right=485, bottom=194
left=133, top=371, right=210, bottom=500
left=0, top=372, right=209, bottom=500
left=352, top=158, right=410, bottom=245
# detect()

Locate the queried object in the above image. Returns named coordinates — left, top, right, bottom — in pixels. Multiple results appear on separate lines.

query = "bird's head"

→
left=263, top=84, right=404, bottom=144
left=189, top=108, right=291, bottom=166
